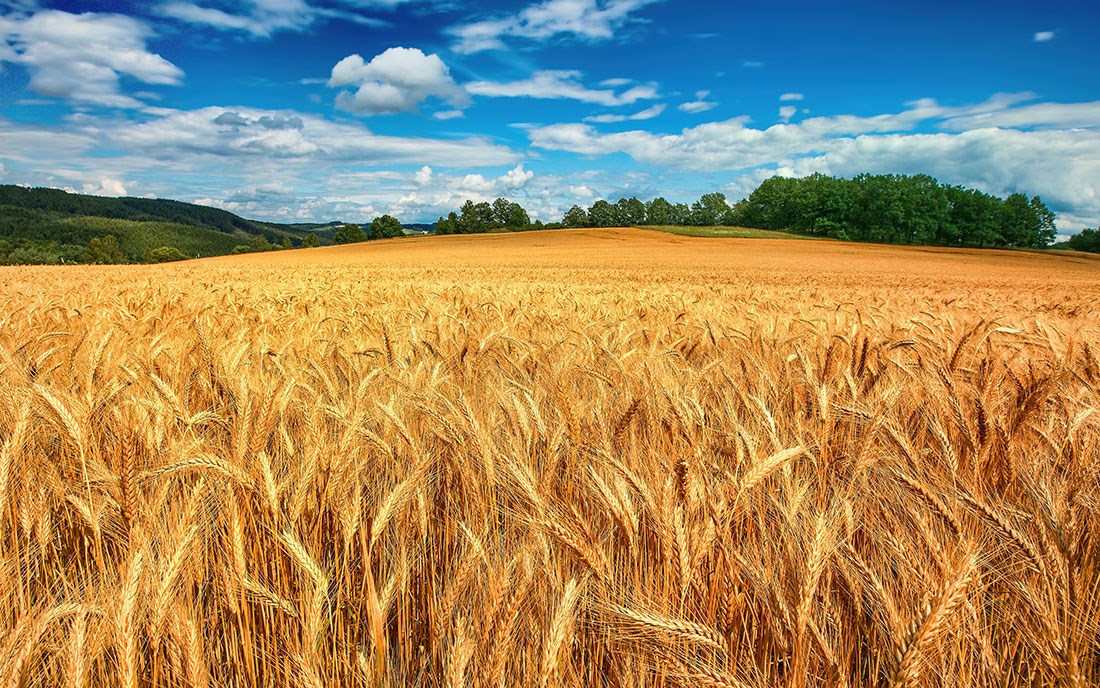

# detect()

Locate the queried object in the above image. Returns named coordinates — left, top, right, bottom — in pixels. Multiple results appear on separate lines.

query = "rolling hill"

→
left=0, top=185, right=341, bottom=264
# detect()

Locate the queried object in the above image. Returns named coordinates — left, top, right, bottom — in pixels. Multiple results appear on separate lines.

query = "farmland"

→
left=1, top=227, right=1098, bottom=687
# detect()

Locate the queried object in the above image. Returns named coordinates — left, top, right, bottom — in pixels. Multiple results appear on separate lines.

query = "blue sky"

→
left=1, top=0, right=1098, bottom=231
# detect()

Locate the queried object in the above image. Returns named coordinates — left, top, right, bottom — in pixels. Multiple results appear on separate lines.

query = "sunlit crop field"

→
left=1, top=228, right=1098, bottom=687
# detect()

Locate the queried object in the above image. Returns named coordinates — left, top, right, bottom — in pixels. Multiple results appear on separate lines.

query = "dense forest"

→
left=436, top=173, right=1065, bottom=250
left=0, top=185, right=339, bottom=264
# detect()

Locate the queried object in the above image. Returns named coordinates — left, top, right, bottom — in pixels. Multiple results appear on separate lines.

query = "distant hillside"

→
left=0, top=185, right=338, bottom=264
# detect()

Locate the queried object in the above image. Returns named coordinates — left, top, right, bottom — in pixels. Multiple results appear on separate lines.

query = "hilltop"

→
left=0, top=185, right=341, bottom=264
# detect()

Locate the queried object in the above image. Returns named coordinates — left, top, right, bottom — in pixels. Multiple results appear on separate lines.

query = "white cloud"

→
left=780, top=92, right=804, bottom=101
left=467, top=70, right=658, bottom=106
left=433, top=109, right=465, bottom=120
left=414, top=165, right=433, bottom=186
left=82, top=178, right=129, bottom=197
left=584, top=103, right=666, bottom=123
left=741, top=60, right=764, bottom=68
left=679, top=91, right=718, bottom=114
left=527, top=94, right=1100, bottom=230
left=779, top=105, right=797, bottom=123
left=329, top=47, right=469, bottom=116
left=1034, top=30, right=1055, bottom=42
left=500, top=164, right=534, bottom=188
left=158, top=0, right=407, bottom=37
left=0, top=10, right=183, bottom=107
left=451, top=0, right=663, bottom=53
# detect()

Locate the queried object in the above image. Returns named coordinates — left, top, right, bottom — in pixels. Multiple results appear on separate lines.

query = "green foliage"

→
left=0, top=185, right=333, bottom=262
left=733, top=173, right=1057, bottom=248
left=85, top=235, right=126, bottom=264
left=143, top=246, right=190, bottom=263
left=1067, top=228, right=1100, bottom=253
left=302, top=233, right=321, bottom=248
left=333, top=223, right=367, bottom=244
left=369, top=214, right=404, bottom=240
left=562, top=205, right=588, bottom=228
left=435, top=212, right=459, bottom=235
left=587, top=200, right=617, bottom=228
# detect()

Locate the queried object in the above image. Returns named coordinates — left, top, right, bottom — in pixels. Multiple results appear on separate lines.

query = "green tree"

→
left=1067, top=227, right=1100, bottom=253
left=562, top=205, right=588, bottom=228
left=691, top=192, right=730, bottom=226
left=280, top=236, right=293, bottom=250
left=250, top=235, right=274, bottom=252
left=491, top=198, right=513, bottom=228
left=333, top=223, right=366, bottom=244
left=84, top=234, right=126, bottom=264
left=587, top=200, right=616, bottom=227
left=1000, top=193, right=1037, bottom=247
left=143, top=246, right=189, bottom=263
left=457, top=201, right=493, bottom=233
left=369, top=214, right=404, bottom=240
left=614, top=197, right=646, bottom=226
left=435, top=212, right=459, bottom=235
left=670, top=203, right=692, bottom=225
left=302, top=233, right=321, bottom=248
left=505, top=202, right=530, bottom=229
left=1029, top=196, right=1057, bottom=247
left=645, top=197, right=673, bottom=225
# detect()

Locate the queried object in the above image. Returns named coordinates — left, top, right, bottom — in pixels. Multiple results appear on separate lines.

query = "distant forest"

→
left=439, top=173, right=1062, bottom=250
left=1, top=173, right=1096, bottom=265
left=0, top=185, right=338, bottom=264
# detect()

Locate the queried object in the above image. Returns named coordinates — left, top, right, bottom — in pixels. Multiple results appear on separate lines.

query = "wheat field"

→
left=1, top=228, right=1098, bottom=687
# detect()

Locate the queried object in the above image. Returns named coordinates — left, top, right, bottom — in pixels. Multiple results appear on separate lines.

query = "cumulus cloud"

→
left=585, top=104, right=666, bottom=123
left=780, top=92, right=804, bottom=101
left=1034, top=30, right=1055, bottom=42
left=0, top=10, right=183, bottom=107
left=467, top=70, right=658, bottom=106
left=527, top=94, right=1100, bottom=230
left=158, top=0, right=411, bottom=37
left=778, top=105, right=797, bottom=123
left=82, top=178, right=129, bottom=197
left=679, top=91, right=717, bottom=114
left=328, top=47, right=469, bottom=116
left=451, top=0, right=663, bottom=53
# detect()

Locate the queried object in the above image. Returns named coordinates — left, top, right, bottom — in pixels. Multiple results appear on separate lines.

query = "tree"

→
left=1067, top=227, right=1100, bottom=253
left=492, top=198, right=513, bottom=228
left=84, top=234, right=125, bottom=264
left=670, top=203, right=692, bottom=225
left=505, top=202, right=530, bottom=229
left=302, top=233, right=321, bottom=248
left=250, top=235, right=274, bottom=252
left=1000, top=193, right=1037, bottom=247
left=614, top=197, right=646, bottom=226
left=1029, top=196, right=1057, bottom=247
left=435, top=212, right=459, bottom=235
left=562, top=205, right=588, bottom=228
left=457, top=200, right=493, bottom=233
left=369, top=214, right=404, bottom=240
left=645, top=197, right=673, bottom=225
left=143, top=246, right=189, bottom=263
left=333, top=223, right=366, bottom=244
left=587, top=200, right=616, bottom=227
left=691, top=192, right=730, bottom=226
left=281, top=236, right=294, bottom=250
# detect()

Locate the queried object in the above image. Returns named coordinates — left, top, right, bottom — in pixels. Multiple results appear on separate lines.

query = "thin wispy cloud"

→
left=450, top=0, right=664, bottom=53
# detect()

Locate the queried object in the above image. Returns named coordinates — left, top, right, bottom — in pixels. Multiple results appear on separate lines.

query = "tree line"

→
left=433, top=173, right=1061, bottom=249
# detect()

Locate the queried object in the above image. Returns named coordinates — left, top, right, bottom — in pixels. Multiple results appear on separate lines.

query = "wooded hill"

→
left=0, top=185, right=339, bottom=264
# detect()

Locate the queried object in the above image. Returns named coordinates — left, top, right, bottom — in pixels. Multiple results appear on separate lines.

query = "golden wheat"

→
left=0, top=227, right=1097, bottom=687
